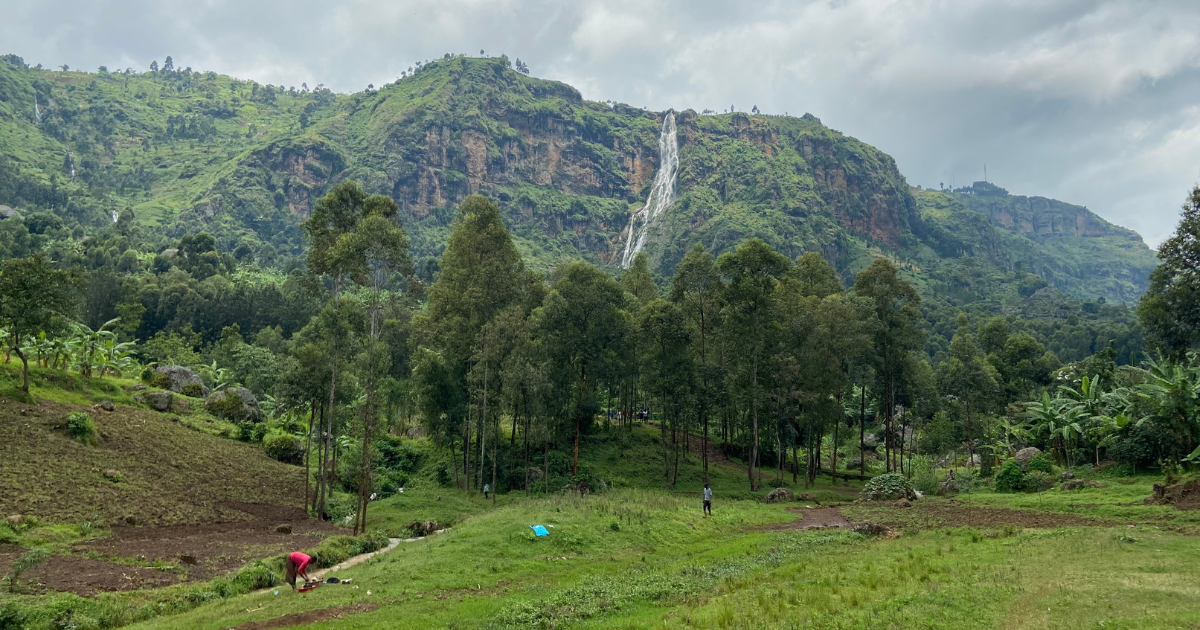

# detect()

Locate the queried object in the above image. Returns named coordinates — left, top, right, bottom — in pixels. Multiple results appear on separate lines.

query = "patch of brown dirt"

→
left=1145, top=480, right=1200, bottom=510
left=17, top=555, right=180, bottom=596
left=75, top=502, right=337, bottom=581
left=766, top=507, right=852, bottom=531
left=847, top=500, right=1123, bottom=530
left=227, top=602, right=378, bottom=630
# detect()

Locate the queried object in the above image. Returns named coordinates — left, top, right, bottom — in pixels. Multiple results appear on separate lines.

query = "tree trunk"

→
left=304, top=404, right=314, bottom=512
left=749, top=361, right=759, bottom=491
left=859, top=384, right=866, bottom=478
left=14, top=343, right=29, bottom=394
left=524, top=409, right=531, bottom=497
left=479, top=357, right=488, bottom=493
left=832, top=394, right=840, bottom=485
left=573, top=365, right=585, bottom=477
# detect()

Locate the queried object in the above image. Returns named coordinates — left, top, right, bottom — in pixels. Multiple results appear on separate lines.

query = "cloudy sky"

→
left=5, top=0, right=1199, bottom=245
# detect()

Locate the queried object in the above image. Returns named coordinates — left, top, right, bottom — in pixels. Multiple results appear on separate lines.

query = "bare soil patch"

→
left=75, top=502, right=338, bottom=582
left=846, top=500, right=1123, bottom=530
left=12, top=555, right=180, bottom=596
left=1145, top=480, right=1200, bottom=510
left=765, top=507, right=853, bottom=531
left=226, top=602, right=379, bottom=630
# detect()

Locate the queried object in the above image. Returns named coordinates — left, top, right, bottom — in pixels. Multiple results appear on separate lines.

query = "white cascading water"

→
left=33, top=96, right=41, bottom=123
left=619, top=112, right=679, bottom=269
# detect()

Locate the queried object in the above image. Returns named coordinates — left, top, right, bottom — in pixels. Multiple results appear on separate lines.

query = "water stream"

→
left=619, top=112, right=679, bottom=268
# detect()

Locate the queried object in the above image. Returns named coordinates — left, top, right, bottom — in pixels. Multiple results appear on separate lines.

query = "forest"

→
left=2, top=180, right=1198, bottom=531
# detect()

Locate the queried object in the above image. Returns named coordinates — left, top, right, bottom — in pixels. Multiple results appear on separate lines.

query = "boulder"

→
left=104, top=469, right=122, bottom=482
left=274, top=524, right=292, bottom=534
left=1060, top=470, right=1075, bottom=481
left=205, top=387, right=260, bottom=420
left=851, top=522, right=890, bottom=537
left=895, top=498, right=912, bottom=508
left=862, top=434, right=878, bottom=448
left=7, top=514, right=24, bottom=527
left=100, top=400, right=115, bottom=412
left=1061, top=479, right=1105, bottom=491
left=936, top=476, right=959, bottom=497
left=144, top=391, right=173, bottom=412
left=0, top=205, right=21, bottom=220
left=405, top=520, right=441, bottom=537
left=798, top=493, right=820, bottom=505
left=1014, top=447, right=1042, bottom=469
left=764, top=487, right=795, bottom=504
left=154, top=365, right=208, bottom=395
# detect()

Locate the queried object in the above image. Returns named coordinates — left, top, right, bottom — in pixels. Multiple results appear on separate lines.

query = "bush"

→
left=139, top=367, right=156, bottom=383
left=907, top=456, right=939, bottom=495
left=308, top=531, right=389, bottom=569
left=324, top=496, right=354, bottom=524
left=860, top=473, right=915, bottom=501
left=435, top=461, right=452, bottom=486
left=66, top=412, right=98, bottom=446
left=377, top=470, right=408, bottom=497
left=994, top=459, right=1025, bottom=492
left=150, top=373, right=172, bottom=389
left=1021, top=471, right=1055, bottom=493
left=375, top=436, right=421, bottom=473
left=181, top=383, right=205, bottom=398
left=209, top=390, right=248, bottom=421
left=262, top=431, right=302, bottom=464
left=1026, top=453, right=1054, bottom=474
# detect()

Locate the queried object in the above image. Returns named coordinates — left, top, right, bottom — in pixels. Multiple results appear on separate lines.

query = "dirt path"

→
left=313, top=538, right=400, bottom=579
left=765, top=507, right=854, bottom=531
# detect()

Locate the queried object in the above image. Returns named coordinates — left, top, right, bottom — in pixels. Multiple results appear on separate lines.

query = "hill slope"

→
left=0, top=53, right=1156, bottom=304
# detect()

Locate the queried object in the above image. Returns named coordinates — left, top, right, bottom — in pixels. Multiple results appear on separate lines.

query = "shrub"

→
left=860, top=473, right=915, bottom=501
left=66, top=412, right=99, bottom=445
left=375, top=436, right=421, bottom=473
left=1021, top=471, right=1055, bottom=493
left=907, top=456, right=939, bottom=495
left=262, top=431, right=302, bottom=464
left=150, top=372, right=172, bottom=389
left=1026, top=453, right=1054, bottom=474
left=435, top=461, right=452, bottom=486
left=181, top=383, right=205, bottom=398
left=139, top=367, right=155, bottom=383
left=994, top=459, right=1025, bottom=492
left=308, top=531, right=389, bottom=568
left=377, top=470, right=408, bottom=497
left=5, top=548, right=49, bottom=593
left=209, top=390, right=248, bottom=421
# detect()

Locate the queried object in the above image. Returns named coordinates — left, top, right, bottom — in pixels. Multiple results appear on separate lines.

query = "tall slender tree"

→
left=718, top=239, right=791, bottom=490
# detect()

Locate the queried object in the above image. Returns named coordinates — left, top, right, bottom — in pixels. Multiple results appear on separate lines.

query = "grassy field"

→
left=5, top=371, right=1200, bottom=629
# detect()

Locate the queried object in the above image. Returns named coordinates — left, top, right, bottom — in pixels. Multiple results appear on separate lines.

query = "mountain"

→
left=0, top=53, right=1157, bottom=305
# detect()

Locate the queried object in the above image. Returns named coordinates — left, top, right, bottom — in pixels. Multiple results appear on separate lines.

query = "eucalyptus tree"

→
left=416, top=195, right=525, bottom=492
left=1139, top=185, right=1200, bottom=356
left=638, top=298, right=694, bottom=486
left=670, top=244, right=725, bottom=481
left=413, top=347, right=467, bottom=487
left=938, top=327, right=1001, bottom=468
left=346, top=196, right=411, bottom=534
left=0, top=255, right=76, bottom=393
left=535, top=261, right=632, bottom=476
left=718, top=239, right=792, bottom=490
left=852, top=258, right=923, bottom=472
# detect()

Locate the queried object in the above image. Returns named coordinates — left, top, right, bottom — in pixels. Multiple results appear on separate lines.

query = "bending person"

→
left=285, top=551, right=313, bottom=589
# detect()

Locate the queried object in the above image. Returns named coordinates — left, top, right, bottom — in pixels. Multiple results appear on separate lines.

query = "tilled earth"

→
left=843, top=499, right=1126, bottom=530
left=1, top=503, right=338, bottom=596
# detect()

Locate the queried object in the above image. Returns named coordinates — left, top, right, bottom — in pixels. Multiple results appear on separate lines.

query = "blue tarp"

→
left=530, top=525, right=550, bottom=537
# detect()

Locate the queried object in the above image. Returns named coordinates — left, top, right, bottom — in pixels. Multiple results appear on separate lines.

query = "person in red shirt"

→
left=285, top=551, right=312, bottom=589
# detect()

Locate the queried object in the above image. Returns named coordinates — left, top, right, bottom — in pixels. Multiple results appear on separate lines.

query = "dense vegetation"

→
left=3, top=49, right=1200, bottom=630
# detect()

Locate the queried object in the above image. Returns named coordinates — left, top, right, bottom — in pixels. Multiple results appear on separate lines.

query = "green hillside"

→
left=0, top=53, right=1156, bottom=306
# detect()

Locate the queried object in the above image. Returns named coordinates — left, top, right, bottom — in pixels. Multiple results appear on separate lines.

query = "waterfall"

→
left=111, top=210, right=119, bottom=223
left=619, top=112, right=679, bottom=269
left=33, top=95, right=41, bottom=123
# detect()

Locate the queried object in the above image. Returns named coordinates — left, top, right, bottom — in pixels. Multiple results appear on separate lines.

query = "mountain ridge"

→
left=0, top=53, right=1157, bottom=305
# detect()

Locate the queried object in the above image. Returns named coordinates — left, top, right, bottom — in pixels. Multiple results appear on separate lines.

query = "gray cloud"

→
left=4, top=0, right=1198, bottom=244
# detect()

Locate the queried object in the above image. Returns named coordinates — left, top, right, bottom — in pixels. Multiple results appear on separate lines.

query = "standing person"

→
left=703, top=483, right=712, bottom=517
left=483, top=483, right=490, bottom=500
left=284, top=551, right=312, bottom=590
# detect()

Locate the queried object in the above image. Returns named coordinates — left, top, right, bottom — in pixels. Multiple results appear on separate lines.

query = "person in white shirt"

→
left=703, top=483, right=712, bottom=517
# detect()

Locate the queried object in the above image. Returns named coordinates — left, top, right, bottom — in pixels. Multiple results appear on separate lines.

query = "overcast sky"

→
left=5, top=0, right=1199, bottom=246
